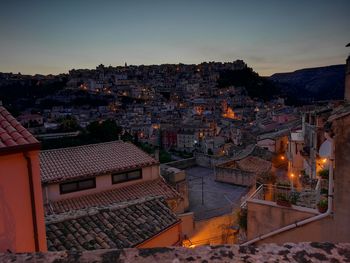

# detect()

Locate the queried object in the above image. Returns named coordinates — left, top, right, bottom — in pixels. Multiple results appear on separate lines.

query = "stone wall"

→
left=164, top=158, right=196, bottom=169
left=1, top=243, right=349, bottom=262
left=215, top=166, right=255, bottom=187
left=195, top=153, right=228, bottom=168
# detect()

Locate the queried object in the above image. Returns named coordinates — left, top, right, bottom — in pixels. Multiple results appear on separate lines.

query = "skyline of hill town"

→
left=1, top=0, right=350, bottom=261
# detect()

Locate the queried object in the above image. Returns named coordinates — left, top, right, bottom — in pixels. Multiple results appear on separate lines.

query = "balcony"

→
left=245, top=182, right=320, bottom=210
left=290, top=130, right=304, bottom=142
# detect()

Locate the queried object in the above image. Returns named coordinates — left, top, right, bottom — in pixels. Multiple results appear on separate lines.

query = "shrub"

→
left=317, top=199, right=328, bottom=213
left=318, top=169, right=329, bottom=179
left=289, top=191, right=300, bottom=205
left=320, top=188, right=328, bottom=195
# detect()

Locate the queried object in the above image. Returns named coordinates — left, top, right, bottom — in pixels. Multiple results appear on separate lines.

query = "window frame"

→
left=111, top=169, right=142, bottom=184
left=59, top=178, right=96, bottom=195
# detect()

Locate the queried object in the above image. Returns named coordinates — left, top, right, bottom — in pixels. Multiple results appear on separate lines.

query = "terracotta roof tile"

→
left=40, top=141, right=159, bottom=184
left=236, top=156, right=271, bottom=175
left=45, top=178, right=181, bottom=215
left=45, top=197, right=179, bottom=251
left=0, top=106, right=39, bottom=149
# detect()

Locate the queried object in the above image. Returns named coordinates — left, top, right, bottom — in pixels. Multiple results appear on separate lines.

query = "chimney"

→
left=154, top=147, right=160, bottom=161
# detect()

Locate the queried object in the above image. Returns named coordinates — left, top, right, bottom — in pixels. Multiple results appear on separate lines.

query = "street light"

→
left=290, top=173, right=294, bottom=190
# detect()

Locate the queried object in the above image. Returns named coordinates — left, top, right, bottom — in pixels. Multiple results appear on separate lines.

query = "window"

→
left=112, top=169, right=142, bottom=184
left=60, top=178, right=96, bottom=194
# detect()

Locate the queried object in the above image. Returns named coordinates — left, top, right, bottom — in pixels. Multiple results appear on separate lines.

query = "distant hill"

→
left=269, top=65, right=345, bottom=104
left=218, top=67, right=279, bottom=100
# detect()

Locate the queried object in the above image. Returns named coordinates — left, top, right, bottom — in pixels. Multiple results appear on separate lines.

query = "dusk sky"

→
left=1, top=0, right=349, bottom=76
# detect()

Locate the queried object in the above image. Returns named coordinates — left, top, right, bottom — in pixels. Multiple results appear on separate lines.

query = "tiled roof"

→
left=45, top=178, right=182, bottom=215
left=237, top=156, right=271, bottom=175
left=45, top=197, right=180, bottom=251
left=0, top=106, right=39, bottom=149
left=328, top=103, right=350, bottom=122
left=218, top=156, right=271, bottom=175
left=40, top=141, right=158, bottom=184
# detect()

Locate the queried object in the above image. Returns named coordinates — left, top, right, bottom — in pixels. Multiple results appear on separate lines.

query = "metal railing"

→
left=243, top=183, right=320, bottom=209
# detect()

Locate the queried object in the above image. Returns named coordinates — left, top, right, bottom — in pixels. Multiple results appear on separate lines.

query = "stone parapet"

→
left=1, top=243, right=349, bottom=262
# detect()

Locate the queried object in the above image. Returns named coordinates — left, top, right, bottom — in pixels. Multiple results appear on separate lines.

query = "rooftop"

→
left=40, top=141, right=159, bottom=184
left=46, top=197, right=179, bottom=251
left=45, top=178, right=181, bottom=215
left=218, top=156, right=271, bottom=175
left=1, top=242, right=349, bottom=262
left=257, top=128, right=290, bottom=140
left=0, top=106, right=39, bottom=152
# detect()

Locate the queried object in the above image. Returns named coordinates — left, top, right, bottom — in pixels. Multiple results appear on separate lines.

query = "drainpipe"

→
left=242, top=136, right=334, bottom=246
left=24, top=152, right=40, bottom=252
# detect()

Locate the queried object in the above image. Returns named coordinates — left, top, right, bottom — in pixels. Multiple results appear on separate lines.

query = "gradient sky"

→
left=0, top=0, right=349, bottom=76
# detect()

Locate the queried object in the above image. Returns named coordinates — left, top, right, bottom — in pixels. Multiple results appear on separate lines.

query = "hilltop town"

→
left=1, top=51, right=350, bottom=254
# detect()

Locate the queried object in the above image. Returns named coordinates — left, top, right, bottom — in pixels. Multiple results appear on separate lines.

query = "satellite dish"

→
left=319, top=140, right=332, bottom=158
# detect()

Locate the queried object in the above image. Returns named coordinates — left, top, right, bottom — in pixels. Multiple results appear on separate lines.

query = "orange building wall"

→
left=137, top=223, right=181, bottom=248
left=0, top=151, right=47, bottom=252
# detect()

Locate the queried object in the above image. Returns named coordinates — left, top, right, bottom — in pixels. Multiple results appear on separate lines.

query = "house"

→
left=40, top=141, right=185, bottom=214
left=257, top=129, right=289, bottom=154
left=17, top=113, right=44, bottom=128
left=215, top=156, right=271, bottom=187
left=177, top=130, right=196, bottom=152
left=0, top=106, right=47, bottom=252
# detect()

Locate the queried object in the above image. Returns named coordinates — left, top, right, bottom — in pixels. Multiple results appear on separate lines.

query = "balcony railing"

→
left=246, top=183, right=320, bottom=209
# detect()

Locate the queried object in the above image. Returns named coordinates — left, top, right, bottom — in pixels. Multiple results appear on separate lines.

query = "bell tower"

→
left=345, top=43, right=350, bottom=101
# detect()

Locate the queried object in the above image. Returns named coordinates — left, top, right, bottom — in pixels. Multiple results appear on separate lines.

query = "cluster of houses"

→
left=2, top=61, right=301, bottom=161
left=0, top=105, right=194, bottom=252
left=237, top=53, right=350, bottom=244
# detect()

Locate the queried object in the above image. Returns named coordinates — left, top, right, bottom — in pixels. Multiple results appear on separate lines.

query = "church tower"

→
left=345, top=43, right=350, bottom=101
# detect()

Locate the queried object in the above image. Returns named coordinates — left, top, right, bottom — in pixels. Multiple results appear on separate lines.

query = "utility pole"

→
left=201, top=175, right=204, bottom=205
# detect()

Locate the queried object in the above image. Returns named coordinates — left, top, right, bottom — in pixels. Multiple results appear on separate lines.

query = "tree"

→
left=87, top=119, right=122, bottom=142
left=217, top=68, right=279, bottom=100
left=59, top=116, right=79, bottom=132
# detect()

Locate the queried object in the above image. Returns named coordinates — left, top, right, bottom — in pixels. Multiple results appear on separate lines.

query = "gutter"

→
left=24, top=152, right=40, bottom=252
left=241, top=137, right=334, bottom=246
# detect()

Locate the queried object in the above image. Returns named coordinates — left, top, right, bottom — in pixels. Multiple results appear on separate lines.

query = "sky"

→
left=0, top=0, right=349, bottom=76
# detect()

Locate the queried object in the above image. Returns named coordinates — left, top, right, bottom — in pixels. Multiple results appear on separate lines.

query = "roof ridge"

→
left=40, top=140, right=124, bottom=152
left=45, top=196, right=165, bottom=224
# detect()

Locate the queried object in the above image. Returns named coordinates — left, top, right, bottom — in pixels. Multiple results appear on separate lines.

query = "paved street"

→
left=186, top=166, right=248, bottom=220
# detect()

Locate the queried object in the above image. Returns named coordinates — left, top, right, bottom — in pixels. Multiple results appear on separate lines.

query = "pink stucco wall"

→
left=0, top=150, right=47, bottom=252
left=44, top=165, right=160, bottom=202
